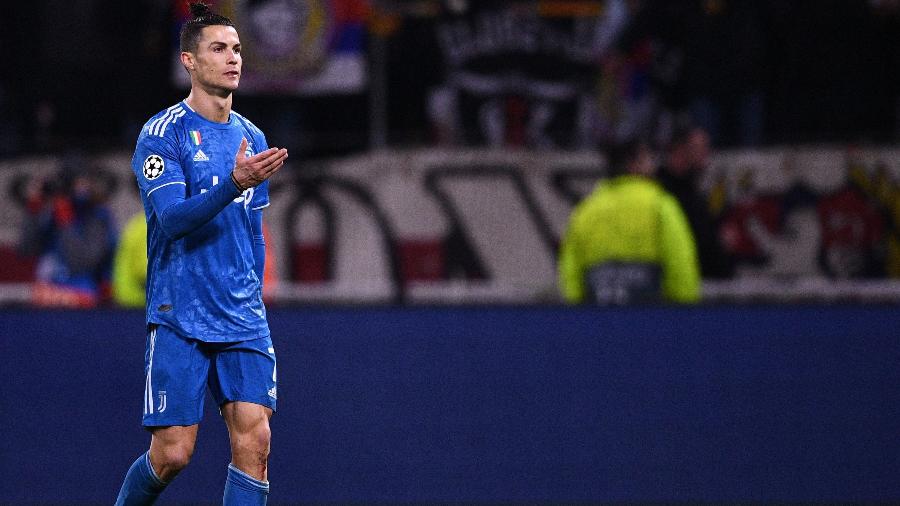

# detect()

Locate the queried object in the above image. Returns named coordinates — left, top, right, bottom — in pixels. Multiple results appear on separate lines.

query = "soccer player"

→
left=115, top=3, right=288, bottom=504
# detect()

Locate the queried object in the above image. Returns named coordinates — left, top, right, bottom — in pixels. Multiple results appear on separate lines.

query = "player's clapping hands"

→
left=230, top=137, right=288, bottom=190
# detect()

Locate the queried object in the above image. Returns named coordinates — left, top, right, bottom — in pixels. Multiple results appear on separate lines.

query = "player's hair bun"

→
left=189, top=2, right=213, bottom=19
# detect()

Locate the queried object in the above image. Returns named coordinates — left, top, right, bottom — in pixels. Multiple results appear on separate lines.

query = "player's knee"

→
left=248, top=421, right=271, bottom=457
left=235, top=421, right=271, bottom=460
left=158, top=442, right=194, bottom=473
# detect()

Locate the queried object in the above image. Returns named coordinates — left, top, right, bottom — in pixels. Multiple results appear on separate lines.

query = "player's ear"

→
left=180, top=52, right=195, bottom=72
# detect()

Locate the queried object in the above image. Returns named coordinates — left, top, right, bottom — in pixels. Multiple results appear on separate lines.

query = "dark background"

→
left=2, top=0, right=900, bottom=159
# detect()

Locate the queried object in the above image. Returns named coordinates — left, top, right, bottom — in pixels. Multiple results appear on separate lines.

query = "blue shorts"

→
left=142, top=324, right=277, bottom=427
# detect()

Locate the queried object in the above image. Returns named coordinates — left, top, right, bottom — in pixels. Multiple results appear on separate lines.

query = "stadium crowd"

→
left=0, top=1, right=899, bottom=156
left=2, top=0, right=900, bottom=306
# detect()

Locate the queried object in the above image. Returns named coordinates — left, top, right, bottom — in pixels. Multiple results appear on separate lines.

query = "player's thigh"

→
left=208, top=335, right=277, bottom=412
left=143, top=324, right=211, bottom=427
left=221, top=401, right=273, bottom=438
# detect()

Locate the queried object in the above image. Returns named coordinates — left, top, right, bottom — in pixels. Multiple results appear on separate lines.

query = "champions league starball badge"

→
left=143, top=154, right=165, bottom=180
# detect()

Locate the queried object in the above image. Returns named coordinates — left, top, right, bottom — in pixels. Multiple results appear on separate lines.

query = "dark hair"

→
left=668, top=124, right=708, bottom=151
left=179, top=2, right=235, bottom=53
left=606, top=139, right=648, bottom=176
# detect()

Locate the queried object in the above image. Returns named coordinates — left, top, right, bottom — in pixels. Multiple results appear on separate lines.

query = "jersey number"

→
left=200, top=175, right=254, bottom=208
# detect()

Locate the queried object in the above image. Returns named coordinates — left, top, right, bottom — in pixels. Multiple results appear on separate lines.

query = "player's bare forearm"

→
left=230, top=138, right=288, bottom=190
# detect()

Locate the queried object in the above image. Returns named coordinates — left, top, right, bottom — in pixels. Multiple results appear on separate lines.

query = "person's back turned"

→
left=559, top=140, right=701, bottom=304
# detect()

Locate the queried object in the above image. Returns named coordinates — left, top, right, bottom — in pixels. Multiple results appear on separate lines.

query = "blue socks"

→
left=115, top=453, right=268, bottom=505
left=114, top=451, right=168, bottom=506
left=224, top=463, right=270, bottom=505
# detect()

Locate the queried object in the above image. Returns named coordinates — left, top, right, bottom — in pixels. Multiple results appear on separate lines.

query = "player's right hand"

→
left=231, top=137, right=288, bottom=190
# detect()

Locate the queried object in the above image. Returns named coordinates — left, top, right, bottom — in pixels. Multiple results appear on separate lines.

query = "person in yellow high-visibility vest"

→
left=112, top=211, right=148, bottom=308
left=559, top=139, right=700, bottom=304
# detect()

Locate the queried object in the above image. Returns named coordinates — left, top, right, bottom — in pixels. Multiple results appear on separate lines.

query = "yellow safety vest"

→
left=559, top=175, right=700, bottom=304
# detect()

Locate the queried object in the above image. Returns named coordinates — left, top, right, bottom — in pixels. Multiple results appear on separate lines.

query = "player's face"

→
left=191, top=25, right=243, bottom=93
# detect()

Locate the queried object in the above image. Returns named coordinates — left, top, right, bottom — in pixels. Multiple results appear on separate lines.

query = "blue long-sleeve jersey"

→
left=131, top=101, right=270, bottom=342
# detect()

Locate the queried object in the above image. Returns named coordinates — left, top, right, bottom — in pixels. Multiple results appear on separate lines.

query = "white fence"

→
left=1, top=146, right=899, bottom=304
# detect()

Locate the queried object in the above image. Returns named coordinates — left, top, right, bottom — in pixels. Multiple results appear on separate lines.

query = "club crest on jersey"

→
left=157, top=390, right=167, bottom=412
left=142, top=155, right=165, bottom=180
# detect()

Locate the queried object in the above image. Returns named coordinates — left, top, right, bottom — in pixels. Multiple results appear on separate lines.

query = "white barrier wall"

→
left=1, top=146, right=899, bottom=304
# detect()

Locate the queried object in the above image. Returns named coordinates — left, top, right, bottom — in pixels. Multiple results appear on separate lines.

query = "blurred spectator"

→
left=19, top=158, right=117, bottom=307
left=559, top=139, right=700, bottom=304
left=598, top=0, right=686, bottom=147
left=594, top=27, right=660, bottom=145
left=657, top=126, right=735, bottom=278
left=112, top=211, right=147, bottom=308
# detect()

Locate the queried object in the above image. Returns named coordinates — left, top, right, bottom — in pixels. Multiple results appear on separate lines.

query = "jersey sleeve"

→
left=132, top=132, right=185, bottom=197
left=251, top=181, right=270, bottom=210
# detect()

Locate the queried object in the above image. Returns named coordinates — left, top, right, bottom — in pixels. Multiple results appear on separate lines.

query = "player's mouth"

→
left=225, top=70, right=240, bottom=78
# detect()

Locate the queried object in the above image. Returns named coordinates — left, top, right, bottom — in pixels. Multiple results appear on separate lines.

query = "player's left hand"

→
left=231, top=138, right=288, bottom=190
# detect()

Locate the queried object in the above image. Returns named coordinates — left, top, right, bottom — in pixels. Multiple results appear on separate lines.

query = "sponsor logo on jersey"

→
left=193, top=149, right=210, bottom=162
left=268, top=386, right=277, bottom=400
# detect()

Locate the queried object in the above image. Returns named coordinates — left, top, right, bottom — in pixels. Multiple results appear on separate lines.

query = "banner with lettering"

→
left=170, top=0, right=369, bottom=95
left=423, top=0, right=628, bottom=149
left=2, top=147, right=900, bottom=304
